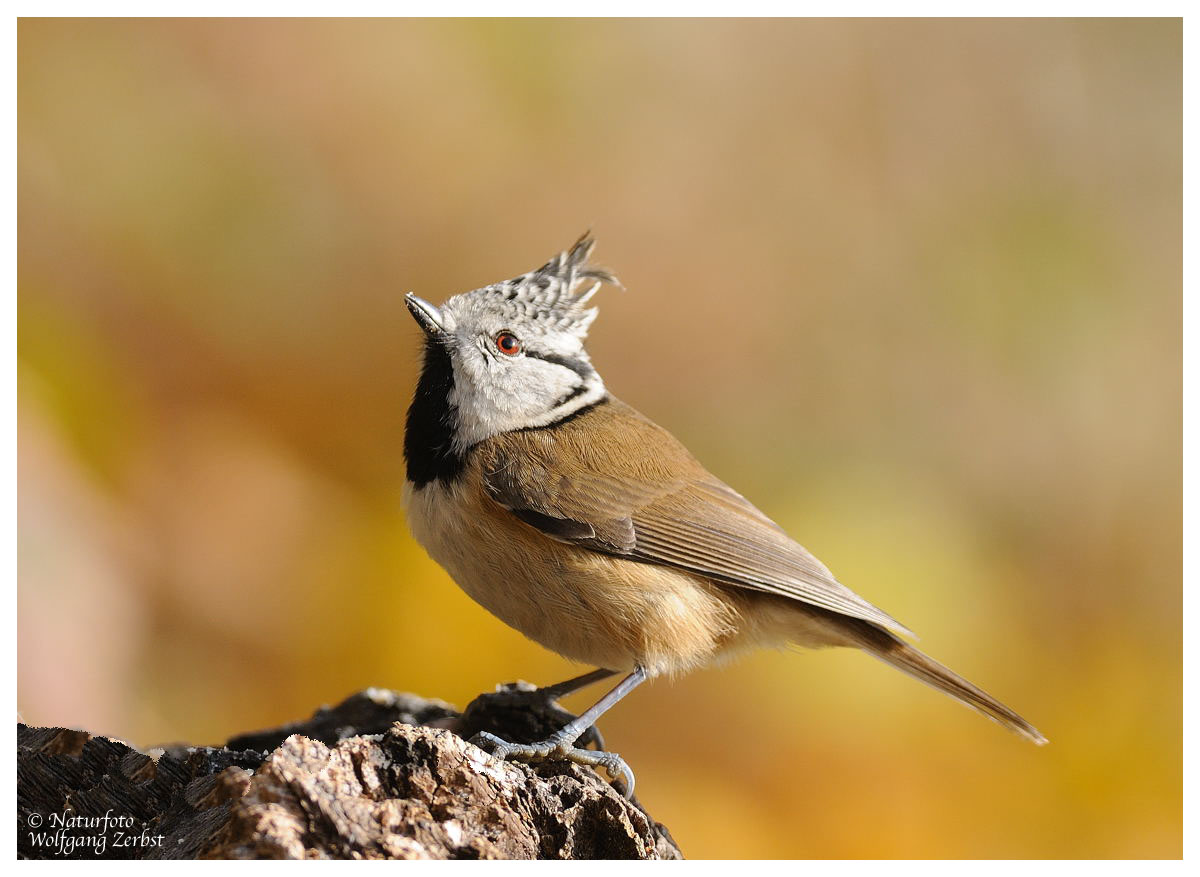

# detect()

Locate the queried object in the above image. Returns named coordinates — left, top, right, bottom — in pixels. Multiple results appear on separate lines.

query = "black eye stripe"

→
left=527, top=351, right=592, bottom=378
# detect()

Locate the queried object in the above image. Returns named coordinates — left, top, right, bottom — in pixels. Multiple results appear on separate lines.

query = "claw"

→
left=571, top=748, right=635, bottom=799
left=462, top=669, right=644, bottom=800
left=470, top=732, right=636, bottom=799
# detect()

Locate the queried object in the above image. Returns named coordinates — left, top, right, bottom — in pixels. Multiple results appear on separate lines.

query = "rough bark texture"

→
left=16, top=687, right=682, bottom=860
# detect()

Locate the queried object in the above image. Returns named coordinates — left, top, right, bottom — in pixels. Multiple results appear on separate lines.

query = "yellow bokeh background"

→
left=18, top=18, right=1180, bottom=858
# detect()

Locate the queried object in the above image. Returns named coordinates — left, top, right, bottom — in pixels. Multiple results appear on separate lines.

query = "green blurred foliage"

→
left=18, top=18, right=1180, bottom=858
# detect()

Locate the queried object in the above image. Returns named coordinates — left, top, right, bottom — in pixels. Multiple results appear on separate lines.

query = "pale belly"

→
left=403, top=475, right=762, bottom=677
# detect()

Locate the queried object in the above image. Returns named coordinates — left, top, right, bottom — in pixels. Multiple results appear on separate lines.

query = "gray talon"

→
left=471, top=731, right=635, bottom=798
left=575, top=749, right=635, bottom=798
left=464, top=669, right=643, bottom=799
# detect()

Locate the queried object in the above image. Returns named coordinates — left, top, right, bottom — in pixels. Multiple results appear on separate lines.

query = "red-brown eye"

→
left=496, top=332, right=521, bottom=355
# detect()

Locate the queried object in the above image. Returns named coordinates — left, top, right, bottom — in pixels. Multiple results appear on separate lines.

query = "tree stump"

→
left=16, top=687, right=682, bottom=860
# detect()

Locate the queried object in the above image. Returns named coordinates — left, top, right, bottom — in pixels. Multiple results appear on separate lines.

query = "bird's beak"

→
left=405, top=293, right=445, bottom=336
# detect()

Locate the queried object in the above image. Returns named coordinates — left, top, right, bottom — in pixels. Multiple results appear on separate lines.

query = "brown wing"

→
left=478, top=397, right=915, bottom=638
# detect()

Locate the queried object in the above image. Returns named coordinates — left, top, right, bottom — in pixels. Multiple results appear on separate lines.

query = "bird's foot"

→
left=460, top=681, right=605, bottom=750
left=471, top=730, right=635, bottom=799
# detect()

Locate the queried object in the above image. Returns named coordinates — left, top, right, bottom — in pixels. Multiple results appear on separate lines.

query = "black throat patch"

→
left=404, top=338, right=465, bottom=488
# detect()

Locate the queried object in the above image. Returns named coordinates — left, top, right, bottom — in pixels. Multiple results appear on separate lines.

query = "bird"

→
left=401, top=233, right=1046, bottom=797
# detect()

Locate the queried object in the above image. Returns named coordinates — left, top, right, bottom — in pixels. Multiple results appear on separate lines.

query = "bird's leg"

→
left=533, top=668, right=618, bottom=748
left=472, top=666, right=647, bottom=798
left=539, top=667, right=618, bottom=701
left=461, top=668, right=616, bottom=751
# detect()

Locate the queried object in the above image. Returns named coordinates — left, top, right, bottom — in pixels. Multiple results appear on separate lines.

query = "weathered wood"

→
left=17, top=687, right=682, bottom=860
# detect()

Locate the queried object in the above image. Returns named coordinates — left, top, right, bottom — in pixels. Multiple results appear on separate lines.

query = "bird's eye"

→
left=495, top=332, right=522, bottom=356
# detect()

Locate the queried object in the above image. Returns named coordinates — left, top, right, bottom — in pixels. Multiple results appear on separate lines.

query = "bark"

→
left=16, top=686, right=682, bottom=860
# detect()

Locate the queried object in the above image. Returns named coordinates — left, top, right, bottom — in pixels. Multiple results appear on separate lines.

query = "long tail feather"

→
left=850, top=622, right=1047, bottom=745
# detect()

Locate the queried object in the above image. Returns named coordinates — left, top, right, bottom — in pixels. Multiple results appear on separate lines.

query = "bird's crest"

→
left=452, top=233, right=620, bottom=338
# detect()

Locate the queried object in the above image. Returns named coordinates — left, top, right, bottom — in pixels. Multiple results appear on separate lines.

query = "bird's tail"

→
left=848, top=621, right=1047, bottom=745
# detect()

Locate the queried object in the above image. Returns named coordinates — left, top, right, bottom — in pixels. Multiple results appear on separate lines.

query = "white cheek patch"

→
left=448, top=350, right=605, bottom=451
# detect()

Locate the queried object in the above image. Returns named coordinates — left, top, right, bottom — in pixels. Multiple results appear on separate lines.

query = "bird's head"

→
left=404, top=234, right=618, bottom=477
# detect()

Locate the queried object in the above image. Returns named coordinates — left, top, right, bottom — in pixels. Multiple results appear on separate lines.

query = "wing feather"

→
left=477, top=398, right=915, bottom=638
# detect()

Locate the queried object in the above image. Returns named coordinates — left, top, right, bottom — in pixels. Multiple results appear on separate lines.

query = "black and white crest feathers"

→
left=457, top=232, right=620, bottom=339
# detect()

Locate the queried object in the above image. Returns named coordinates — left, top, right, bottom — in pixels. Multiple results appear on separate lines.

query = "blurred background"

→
left=18, top=18, right=1180, bottom=858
